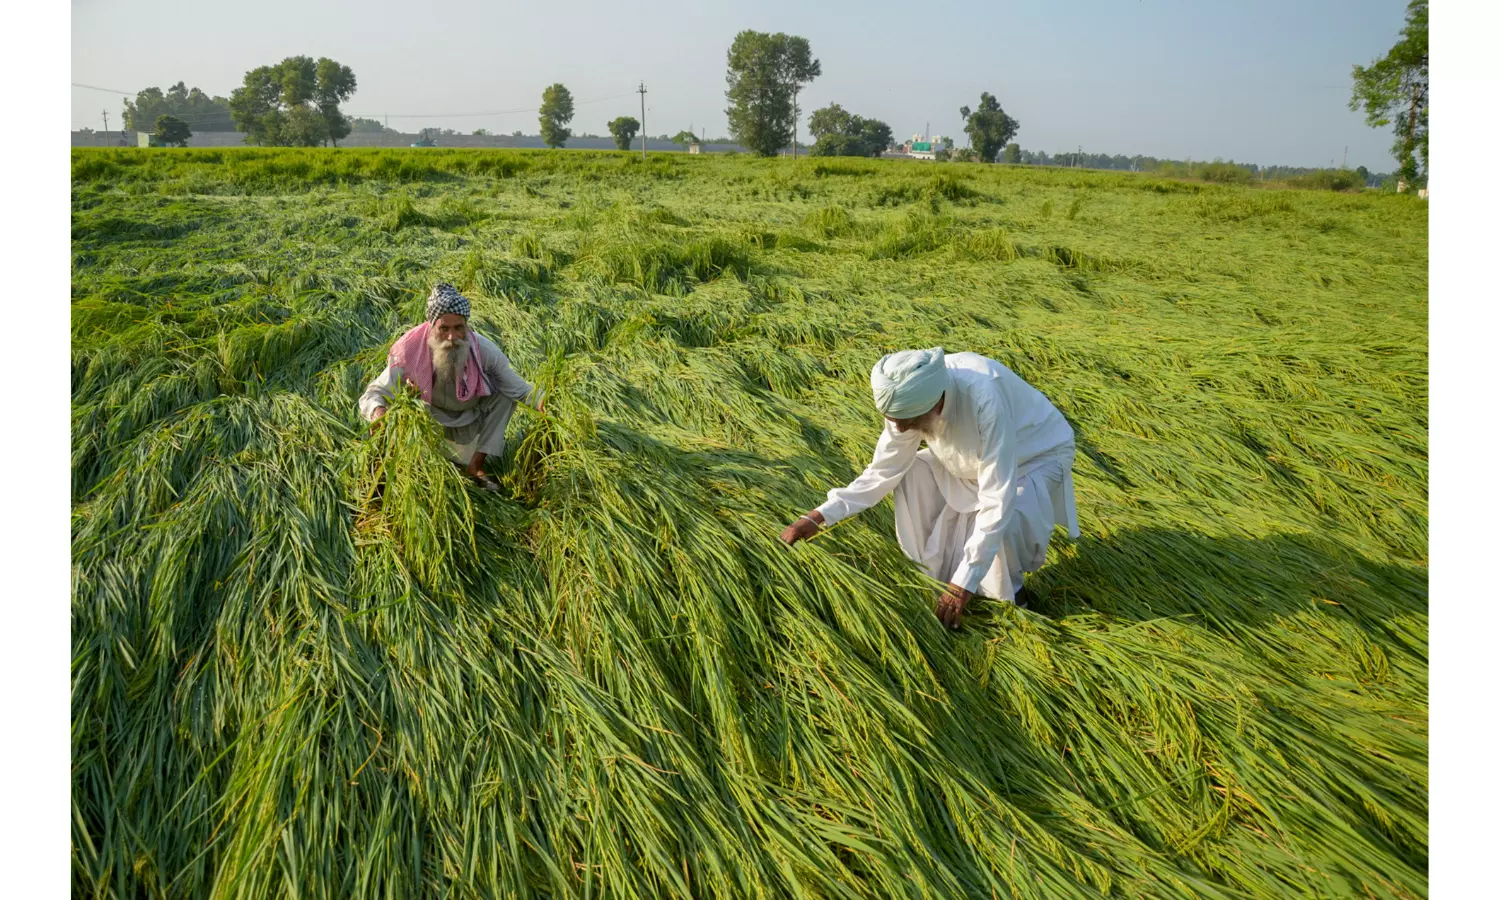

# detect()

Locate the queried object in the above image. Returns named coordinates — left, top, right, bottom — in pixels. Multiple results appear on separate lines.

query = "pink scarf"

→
left=388, top=322, right=491, bottom=404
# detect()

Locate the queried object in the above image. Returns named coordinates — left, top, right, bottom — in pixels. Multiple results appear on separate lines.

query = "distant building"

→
left=902, top=134, right=951, bottom=160
left=688, top=141, right=702, bottom=155
left=137, top=132, right=161, bottom=148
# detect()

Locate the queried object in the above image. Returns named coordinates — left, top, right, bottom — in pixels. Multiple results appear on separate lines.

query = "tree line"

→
left=114, top=3, right=1425, bottom=183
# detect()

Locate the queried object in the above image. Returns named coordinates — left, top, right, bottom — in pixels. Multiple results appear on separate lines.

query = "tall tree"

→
left=228, top=56, right=357, bottom=146
left=959, top=93, right=1019, bottom=163
left=1350, top=0, right=1428, bottom=184
left=314, top=57, right=357, bottom=146
left=539, top=84, right=575, bottom=149
left=724, top=31, right=821, bottom=157
left=1003, top=143, right=1021, bottom=164
left=153, top=115, right=192, bottom=147
left=608, top=116, right=640, bottom=151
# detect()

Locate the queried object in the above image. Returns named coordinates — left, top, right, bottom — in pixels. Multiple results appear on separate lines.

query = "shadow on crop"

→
left=1024, top=527, right=1427, bottom=661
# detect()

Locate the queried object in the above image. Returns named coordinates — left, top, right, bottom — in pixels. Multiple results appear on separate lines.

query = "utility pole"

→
left=102, top=109, right=109, bottom=145
left=638, top=82, right=648, bottom=159
left=1342, top=145, right=1348, bottom=168
left=793, top=87, right=800, bottom=158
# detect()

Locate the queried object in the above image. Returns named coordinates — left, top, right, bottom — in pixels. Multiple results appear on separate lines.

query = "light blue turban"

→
left=870, top=348, right=949, bottom=418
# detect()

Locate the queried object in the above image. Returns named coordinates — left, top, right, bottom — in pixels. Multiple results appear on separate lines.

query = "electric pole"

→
left=102, top=109, right=109, bottom=145
left=793, top=87, right=800, bottom=158
left=638, top=82, right=648, bottom=159
left=1342, top=145, right=1348, bottom=168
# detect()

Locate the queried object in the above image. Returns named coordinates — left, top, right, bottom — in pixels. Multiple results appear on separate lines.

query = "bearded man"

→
left=359, top=284, right=544, bottom=490
left=781, top=348, right=1079, bottom=629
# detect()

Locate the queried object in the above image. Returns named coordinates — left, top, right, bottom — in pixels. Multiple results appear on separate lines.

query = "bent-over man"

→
left=359, top=284, right=544, bottom=490
left=782, top=348, right=1078, bottom=628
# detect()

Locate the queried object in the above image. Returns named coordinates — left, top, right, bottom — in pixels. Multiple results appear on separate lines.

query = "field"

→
left=71, top=148, right=1428, bottom=898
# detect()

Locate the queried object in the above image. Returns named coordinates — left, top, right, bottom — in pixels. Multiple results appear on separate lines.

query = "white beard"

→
left=429, top=333, right=469, bottom=389
left=916, top=413, right=947, bottom=442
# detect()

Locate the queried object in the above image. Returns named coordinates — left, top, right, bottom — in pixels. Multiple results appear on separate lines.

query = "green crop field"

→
left=71, top=147, right=1428, bottom=898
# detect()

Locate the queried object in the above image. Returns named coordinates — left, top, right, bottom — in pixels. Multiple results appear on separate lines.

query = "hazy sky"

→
left=72, top=0, right=1410, bottom=169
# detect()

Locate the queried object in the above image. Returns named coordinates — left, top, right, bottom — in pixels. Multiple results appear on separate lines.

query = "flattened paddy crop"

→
left=71, top=148, right=1428, bottom=898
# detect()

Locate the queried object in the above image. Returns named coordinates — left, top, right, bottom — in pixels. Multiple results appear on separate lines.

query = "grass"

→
left=71, top=147, right=1428, bottom=898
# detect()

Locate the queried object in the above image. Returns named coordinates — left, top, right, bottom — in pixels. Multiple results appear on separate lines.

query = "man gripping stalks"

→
left=781, top=348, right=1079, bottom=629
left=359, top=283, right=544, bottom=491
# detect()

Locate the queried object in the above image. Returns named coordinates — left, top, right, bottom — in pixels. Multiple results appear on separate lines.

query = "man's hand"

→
left=936, top=583, right=974, bottom=630
left=370, top=407, right=388, bottom=430
left=780, top=510, right=825, bottom=545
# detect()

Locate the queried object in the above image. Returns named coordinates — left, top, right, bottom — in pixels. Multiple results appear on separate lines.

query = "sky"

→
left=72, top=0, right=1411, bottom=170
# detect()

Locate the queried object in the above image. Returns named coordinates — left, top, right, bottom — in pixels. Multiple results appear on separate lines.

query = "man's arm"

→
left=782, top=425, right=920, bottom=544
left=478, top=335, right=544, bottom=410
left=359, top=364, right=402, bottom=423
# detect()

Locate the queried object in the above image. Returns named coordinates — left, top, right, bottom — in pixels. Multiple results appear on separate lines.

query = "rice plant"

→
left=72, top=147, right=1427, bottom=899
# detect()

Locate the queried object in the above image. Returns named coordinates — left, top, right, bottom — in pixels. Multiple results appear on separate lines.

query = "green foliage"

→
left=1350, top=0, right=1428, bottom=183
left=350, top=117, right=395, bottom=134
left=959, top=92, right=1019, bottom=163
left=539, top=83, right=575, bottom=149
left=808, top=104, right=891, bottom=158
left=608, top=116, right=641, bottom=151
left=671, top=129, right=700, bottom=146
left=228, top=56, right=357, bottom=147
left=71, top=147, right=1428, bottom=899
left=1197, top=161, right=1252, bottom=184
left=122, top=81, right=233, bottom=132
left=1003, top=143, right=1021, bottom=164
left=152, top=115, right=192, bottom=148
left=1288, top=168, right=1367, bottom=192
left=725, top=30, right=821, bottom=157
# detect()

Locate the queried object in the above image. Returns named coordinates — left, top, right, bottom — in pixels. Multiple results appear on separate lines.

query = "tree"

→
left=1356, top=164, right=1372, bottom=185
left=725, top=30, right=821, bottom=157
left=671, top=129, right=700, bottom=146
left=959, top=92, right=1019, bottom=163
left=350, top=117, right=393, bottom=134
left=123, top=81, right=234, bottom=132
left=807, top=103, right=890, bottom=158
left=473, top=128, right=489, bottom=136
left=153, top=115, right=191, bottom=147
left=1003, top=142, right=1021, bottom=164
left=807, top=103, right=854, bottom=142
left=608, top=116, right=641, bottom=151
left=1350, top=0, right=1427, bottom=184
left=539, top=84, right=575, bottom=148
left=228, top=56, right=357, bottom=146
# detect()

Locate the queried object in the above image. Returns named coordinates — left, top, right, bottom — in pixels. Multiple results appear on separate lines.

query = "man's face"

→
left=887, top=393, right=945, bottom=435
left=433, top=314, right=469, bottom=348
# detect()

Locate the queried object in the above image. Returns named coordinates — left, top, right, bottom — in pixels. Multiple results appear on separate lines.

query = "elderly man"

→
left=359, top=284, right=544, bottom=490
left=781, top=348, right=1078, bottom=629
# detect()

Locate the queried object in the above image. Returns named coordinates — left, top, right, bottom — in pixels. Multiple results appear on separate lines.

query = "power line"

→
left=72, top=82, right=138, bottom=95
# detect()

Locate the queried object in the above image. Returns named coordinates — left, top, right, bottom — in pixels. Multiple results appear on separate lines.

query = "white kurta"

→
left=358, top=332, right=542, bottom=464
left=817, top=352, right=1080, bottom=600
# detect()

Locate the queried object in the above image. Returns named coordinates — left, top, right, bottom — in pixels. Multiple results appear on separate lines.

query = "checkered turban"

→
left=426, top=283, right=471, bottom=323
